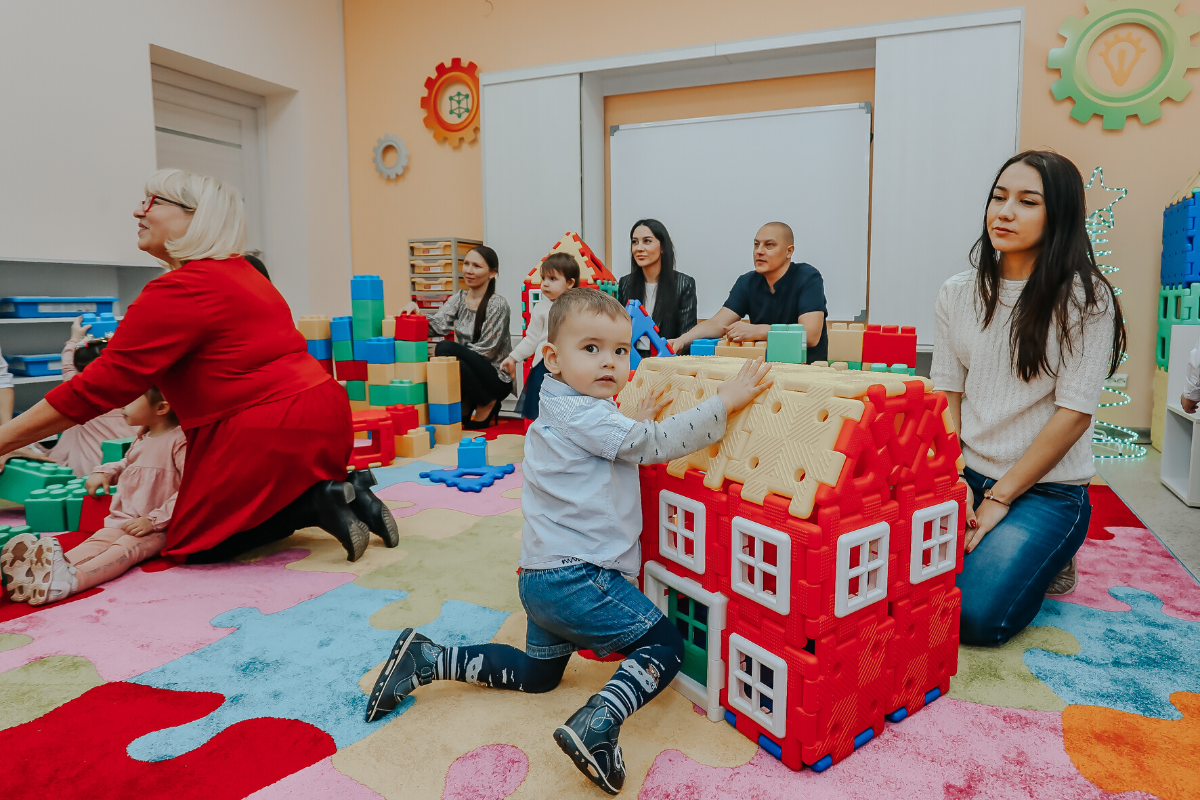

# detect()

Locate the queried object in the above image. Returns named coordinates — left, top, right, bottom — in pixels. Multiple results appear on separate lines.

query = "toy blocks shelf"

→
left=408, top=238, right=481, bottom=319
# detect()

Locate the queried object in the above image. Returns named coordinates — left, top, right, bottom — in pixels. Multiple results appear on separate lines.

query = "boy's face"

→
left=540, top=270, right=573, bottom=301
left=543, top=311, right=632, bottom=400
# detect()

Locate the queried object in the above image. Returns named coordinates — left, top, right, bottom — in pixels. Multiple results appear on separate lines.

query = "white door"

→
left=151, top=66, right=268, bottom=258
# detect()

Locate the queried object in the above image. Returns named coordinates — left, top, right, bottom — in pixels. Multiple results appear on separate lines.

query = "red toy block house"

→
left=619, top=355, right=965, bottom=772
left=521, top=232, right=615, bottom=332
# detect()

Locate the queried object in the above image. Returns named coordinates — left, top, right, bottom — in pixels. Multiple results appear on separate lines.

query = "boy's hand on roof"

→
left=632, top=386, right=671, bottom=422
left=718, top=357, right=773, bottom=415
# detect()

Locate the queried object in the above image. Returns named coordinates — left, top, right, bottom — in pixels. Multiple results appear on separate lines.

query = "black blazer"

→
left=617, top=271, right=698, bottom=342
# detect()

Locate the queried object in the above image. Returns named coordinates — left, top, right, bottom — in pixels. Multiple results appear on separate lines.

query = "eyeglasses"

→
left=139, top=194, right=194, bottom=213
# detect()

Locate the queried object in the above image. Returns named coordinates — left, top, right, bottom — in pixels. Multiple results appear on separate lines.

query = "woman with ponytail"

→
left=400, top=245, right=512, bottom=428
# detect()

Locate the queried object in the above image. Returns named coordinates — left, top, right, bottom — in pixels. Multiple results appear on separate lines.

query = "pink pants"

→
left=66, top=527, right=166, bottom=592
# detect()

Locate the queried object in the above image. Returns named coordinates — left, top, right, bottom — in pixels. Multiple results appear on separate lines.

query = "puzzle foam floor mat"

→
left=1, top=434, right=1196, bottom=799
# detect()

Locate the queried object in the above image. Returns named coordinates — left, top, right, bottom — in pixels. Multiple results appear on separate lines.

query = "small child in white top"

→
left=365, top=288, right=772, bottom=794
left=1182, top=339, right=1200, bottom=415
left=502, top=252, right=579, bottom=421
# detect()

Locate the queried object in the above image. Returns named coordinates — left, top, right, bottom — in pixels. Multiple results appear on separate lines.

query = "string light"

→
left=1084, top=166, right=1146, bottom=459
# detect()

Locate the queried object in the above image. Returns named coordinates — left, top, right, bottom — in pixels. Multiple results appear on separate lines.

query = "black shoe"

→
left=347, top=469, right=399, bottom=548
left=310, top=480, right=370, bottom=562
left=462, top=399, right=503, bottom=431
left=553, top=695, right=625, bottom=795
left=365, top=628, right=443, bottom=722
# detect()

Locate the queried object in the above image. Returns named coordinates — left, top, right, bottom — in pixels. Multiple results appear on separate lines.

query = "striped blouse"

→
left=426, top=290, right=513, bottom=383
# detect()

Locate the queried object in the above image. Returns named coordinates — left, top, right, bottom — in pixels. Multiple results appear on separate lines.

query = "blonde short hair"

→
left=144, top=168, right=246, bottom=262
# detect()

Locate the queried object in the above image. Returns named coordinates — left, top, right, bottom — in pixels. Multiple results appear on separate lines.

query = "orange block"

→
left=1063, top=692, right=1200, bottom=800
left=396, top=429, right=432, bottom=458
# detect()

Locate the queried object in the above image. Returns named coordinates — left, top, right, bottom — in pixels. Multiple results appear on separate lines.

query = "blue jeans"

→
left=956, top=467, right=1091, bottom=646
left=518, top=561, right=664, bottom=659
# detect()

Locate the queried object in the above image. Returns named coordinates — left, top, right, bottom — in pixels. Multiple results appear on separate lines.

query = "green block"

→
left=351, top=298, right=385, bottom=340
left=870, top=363, right=889, bottom=373
left=395, top=339, right=428, bottom=363
left=66, top=487, right=87, bottom=531
left=333, top=340, right=354, bottom=362
left=889, top=364, right=915, bottom=375
left=390, top=380, right=426, bottom=405
left=848, top=361, right=862, bottom=371
left=1157, top=315, right=1200, bottom=369
left=597, top=280, right=620, bottom=299
left=101, top=437, right=135, bottom=464
left=25, top=487, right=68, bottom=532
left=766, top=323, right=807, bottom=364
left=346, top=380, right=366, bottom=401
left=0, top=459, right=75, bottom=503
left=368, top=383, right=398, bottom=406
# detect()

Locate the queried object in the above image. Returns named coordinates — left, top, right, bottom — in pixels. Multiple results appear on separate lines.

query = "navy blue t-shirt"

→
left=722, top=262, right=829, bottom=362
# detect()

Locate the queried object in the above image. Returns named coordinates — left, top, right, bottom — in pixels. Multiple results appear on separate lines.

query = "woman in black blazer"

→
left=618, top=218, right=698, bottom=355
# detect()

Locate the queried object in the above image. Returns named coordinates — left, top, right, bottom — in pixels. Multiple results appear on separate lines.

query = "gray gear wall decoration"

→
left=373, top=135, right=408, bottom=179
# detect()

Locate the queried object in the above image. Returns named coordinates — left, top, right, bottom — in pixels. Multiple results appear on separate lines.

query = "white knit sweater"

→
left=930, top=269, right=1115, bottom=485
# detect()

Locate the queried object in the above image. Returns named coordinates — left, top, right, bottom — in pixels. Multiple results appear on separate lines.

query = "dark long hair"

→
left=628, top=219, right=679, bottom=335
left=970, top=150, right=1125, bottom=382
left=469, top=245, right=499, bottom=343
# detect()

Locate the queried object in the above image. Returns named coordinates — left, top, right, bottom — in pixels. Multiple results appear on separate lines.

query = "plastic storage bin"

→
left=411, top=259, right=452, bottom=274
left=0, top=296, right=118, bottom=318
left=7, top=354, right=63, bottom=377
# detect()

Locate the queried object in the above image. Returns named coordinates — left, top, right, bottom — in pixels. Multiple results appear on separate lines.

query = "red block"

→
left=394, top=313, right=429, bottom=341
left=385, top=404, right=419, bottom=436
left=349, top=410, right=395, bottom=470
left=79, top=492, right=113, bottom=535
left=336, top=360, right=367, bottom=382
left=861, top=324, right=917, bottom=369
left=316, top=358, right=333, bottom=377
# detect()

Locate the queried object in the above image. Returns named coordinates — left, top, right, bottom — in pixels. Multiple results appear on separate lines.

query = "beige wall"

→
left=343, top=0, right=1200, bottom=428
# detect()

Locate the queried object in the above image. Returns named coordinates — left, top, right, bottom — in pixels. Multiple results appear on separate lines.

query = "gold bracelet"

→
left=983, top=488, right=1009, bottom=507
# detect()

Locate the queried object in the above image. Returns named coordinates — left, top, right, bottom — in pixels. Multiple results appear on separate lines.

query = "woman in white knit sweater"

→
left=931, top=150, right=1125, bottom=646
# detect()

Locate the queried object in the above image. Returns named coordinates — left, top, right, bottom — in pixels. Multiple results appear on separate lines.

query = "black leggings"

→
left=434, top=341, right=511, bottom=418
left=186, top=483, right=318, bottom=564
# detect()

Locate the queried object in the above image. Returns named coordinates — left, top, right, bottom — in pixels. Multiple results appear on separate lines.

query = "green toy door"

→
left=668, top=590, right=709, bottom=685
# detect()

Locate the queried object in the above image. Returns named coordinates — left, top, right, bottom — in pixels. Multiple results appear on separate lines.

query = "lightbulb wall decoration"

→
left=1085, top=166, right=1146, bottom=459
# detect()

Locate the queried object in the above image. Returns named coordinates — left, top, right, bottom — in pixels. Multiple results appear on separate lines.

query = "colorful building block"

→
left=385, top=405, right=419, bottom=437
left=345, top=381, right=366, bottom=402
left=766, top=324, right=807, bottom=364
left=367, top=362, right=397, bottom=386
left=1161, top=193, right=1200, bottom=287
left=66, top=487, right=87, bottom=530
left=427, top=356, right=461, bottom=404
left=336, top=360, right=368, bottom=383
left=353, top=337, right=396, bottom=364
left=306, top=339, right=332, bottom=360
left=1155, top=283, right=1200, bottom=368
left=331, top=316, right=353, bottom=341
left=0, top=459, right=75, bottom=503
left=101, top=437, right=135, bottom=464
left=414, top=404, right=428, bottom=426
left=396, top=429, right=432, bottom=458
left=332, top=340, right=354, bottom=362
left=433, top=422, right=463, bottom=445
left=862, top=324, right=917, bottom=369
left=395, top=339, right=428, bottom=363
left=691, top=338, right=719, bottom=356
left=79, top=489, right=114, bottom=535
left=827, top=322, right=865, bottom=363
left=351, top=299, right=385, bottom=340
left=316, top=358, right=333, bottom=377
left=597, top=279, right=619, bottom=299
left=297, top=315, right=332, bottom=340
left=394, top=362, right=428, bottom=384
left=713, top=340, right=767, bottom=359
left=349, top=410, right=395, bottom=471
left=429, top=402, right=462, bottom=425
left=350, top=274, right=384, bottom=301
left=419, top=463, right=515, bottom=492
left=626, top=300, right=675, bottom=369
left=423, top=424, right=437, bottom=448
left=458, top=436, right=488, bottom=468
left=25, top=486, right=69, bottom=532
left=81, top=312, right=120, bottom=339
left=395, top=313, right=429, bottom=341
left=382, top=380, right=426, bottom=405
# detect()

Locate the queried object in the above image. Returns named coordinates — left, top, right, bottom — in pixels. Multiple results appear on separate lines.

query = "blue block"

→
left=429, top=402, right=461, bottom=425
left=331, top=316, right=353, bottom=341
left=757, top=734, right=782, bottom=760
left=457, top=436, right=487, bottom=468
left=1161, top=195, right=1200, bottom=286
left=924, top=686, right=942, bottom=705
left=885, top=707, right=908, bottom=723
left=81, top=311, right=119, bottom=338
left=306, top=338, right=332, bottom=360
left=853, top=726, right=875, bottom=750
left=691, top=338, right=719, bottom=356
left=625, top=300, right=675, bottom=369
left=350, top=274, right=384, bottom=301
left=724, top=709, right=737, bottom=727
left=418, top=464, right=515, bottom=493
left=356, top=337, right=395, bottom=364
left=810, top=754, right=833, bottom=773
left=423, top=424, right=436, bottom=448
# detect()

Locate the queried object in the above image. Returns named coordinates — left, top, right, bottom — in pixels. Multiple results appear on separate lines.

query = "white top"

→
left=511, top=298, right=551, bottom=366
left=636, top=282, right=658, bottom=350
left=930, top=269, right=1115, bottom=485
left=520, top=376, right=727, bottom=576
left=0, top=345, right=11, bottom=390
left=1184, top=341, right=1200, bottom=403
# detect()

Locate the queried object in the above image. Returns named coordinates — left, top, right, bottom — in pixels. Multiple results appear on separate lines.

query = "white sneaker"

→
left=27, top=536, right=77, bottom=606
left=1, top=533, right=41, bottom=602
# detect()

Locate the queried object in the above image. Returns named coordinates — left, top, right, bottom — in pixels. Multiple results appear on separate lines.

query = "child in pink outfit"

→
left=0, top=386, right=185, bottom=605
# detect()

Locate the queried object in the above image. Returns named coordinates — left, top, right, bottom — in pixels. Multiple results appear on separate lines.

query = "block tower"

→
left=1156, top=186, right=1200, bottom=449
left=297, top=315, right=334, bottom=377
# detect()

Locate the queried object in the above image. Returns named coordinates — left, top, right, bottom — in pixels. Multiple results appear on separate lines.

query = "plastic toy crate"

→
left=414, top=293, right=451, bottom=310
left=0, top=296, right=118, bottom=319
left=410, top=240, right=475, bottom=257
left=1161, top=195, right=1200, bottom=287
left=7, top=354, right=63, bottom=377
left=410, top=259, right=453, bottom=274
left=412, top=276, right=461, bottom=292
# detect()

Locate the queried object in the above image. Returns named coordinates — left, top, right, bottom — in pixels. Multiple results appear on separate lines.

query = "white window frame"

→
left=658, top=490, right=706, bottom=574
left=834, top=521, right=890, bottom=618
left=726, top=633, right=788, bottom=739
left=729, top=516, right=791, bottom=615
left=642, top=560, right=727, bottom=722
left=909, top=500, right=959, bottom=584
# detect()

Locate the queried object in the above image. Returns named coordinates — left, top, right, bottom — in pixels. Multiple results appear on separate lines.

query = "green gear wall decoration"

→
left=372, top=134, right=408, bottom=180
left=1048, top=0, right=1200, bottom=129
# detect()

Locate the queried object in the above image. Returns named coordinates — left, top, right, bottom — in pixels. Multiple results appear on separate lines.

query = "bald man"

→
left=671, top=222, right=828, bottom=362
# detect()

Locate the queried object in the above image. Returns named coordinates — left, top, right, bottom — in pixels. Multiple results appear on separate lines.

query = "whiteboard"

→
left=610, top=104, right=871, bottom=321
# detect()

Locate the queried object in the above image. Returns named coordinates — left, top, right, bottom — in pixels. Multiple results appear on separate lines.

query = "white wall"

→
left=0, top=0, right=352, bottom=316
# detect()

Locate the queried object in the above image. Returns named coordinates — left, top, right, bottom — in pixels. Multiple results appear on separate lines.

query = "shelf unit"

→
left=0, top=257, right=162, bottom=413
left=407, top=237, right=480, bottom=318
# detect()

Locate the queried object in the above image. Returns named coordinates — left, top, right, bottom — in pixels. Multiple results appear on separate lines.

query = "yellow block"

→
left=433, top=422, right=462, bottom=445
left=713, top=339, right=768, bottom=359
left=297, top=314, right=331, bottom=340
left=827, top=322, right=865, bottom=363
left=367, top=362, right=396, bottom=385
left=395, top=361, right=428, bottom=384
left=1152, top=366, right=1169, bottom=452
left=396, top=429, right=432, bottom=458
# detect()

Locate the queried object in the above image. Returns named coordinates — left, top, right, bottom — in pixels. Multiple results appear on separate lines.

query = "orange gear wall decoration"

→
left=421, top=58, right=481, bottom=147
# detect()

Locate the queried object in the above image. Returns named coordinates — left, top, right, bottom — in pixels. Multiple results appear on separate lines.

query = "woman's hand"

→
left=500, top=356, right=517, bottom=380
left=70, top=316, right=92, bottom=342
left=399, top=302, right=420, bottom=316
left=716, top=357, right=773, bottom=415
left=85, top=473, right=110, bottom=496
left=122, top=517, right=154, bottom=537
left=1183, top=393, right=1198, bottom=415
left=965, top=498, right=1009, bottom=553
left=632, top=386, right=671, bottom=422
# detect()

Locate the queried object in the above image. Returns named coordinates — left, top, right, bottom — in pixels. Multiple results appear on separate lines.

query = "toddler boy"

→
left=364, top=288, right=771, bottom=794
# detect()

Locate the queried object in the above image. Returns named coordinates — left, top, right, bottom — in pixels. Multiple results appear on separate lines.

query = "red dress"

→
left=45, top=257, right=351, bottom=558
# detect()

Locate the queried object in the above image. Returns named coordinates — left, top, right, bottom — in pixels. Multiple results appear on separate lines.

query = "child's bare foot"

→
left=554, top=695, right=625, bottom=795
left=365, top=628, right=445, bottom=722
left=1, top=533, right=40, bottom=602
left=27, top=536, right=76, bottom=606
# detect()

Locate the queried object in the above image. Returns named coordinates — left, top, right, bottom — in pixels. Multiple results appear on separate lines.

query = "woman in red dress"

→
left=0, top=169, right=396, bottom=563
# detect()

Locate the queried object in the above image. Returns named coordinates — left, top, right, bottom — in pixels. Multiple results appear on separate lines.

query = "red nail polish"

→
left=968, top=519, right=978, bottom=529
